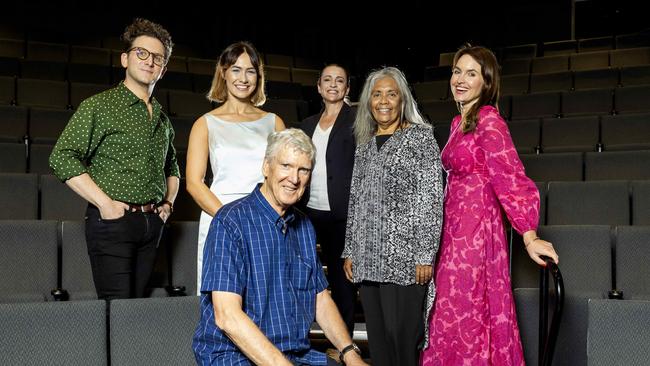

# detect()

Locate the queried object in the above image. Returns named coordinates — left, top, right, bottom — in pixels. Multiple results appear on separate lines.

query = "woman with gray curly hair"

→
left=342, top=67, right=443, bottom=366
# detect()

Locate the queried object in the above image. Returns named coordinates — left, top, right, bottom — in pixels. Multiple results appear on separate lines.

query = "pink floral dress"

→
left=421, top=105, right=539, bottom=365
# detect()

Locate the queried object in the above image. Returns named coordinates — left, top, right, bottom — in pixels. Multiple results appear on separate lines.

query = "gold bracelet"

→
left=525, top=237, right=540, bottom=248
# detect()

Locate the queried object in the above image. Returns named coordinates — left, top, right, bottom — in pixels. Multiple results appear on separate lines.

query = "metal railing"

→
left=538, top=256, right=564, bottom=366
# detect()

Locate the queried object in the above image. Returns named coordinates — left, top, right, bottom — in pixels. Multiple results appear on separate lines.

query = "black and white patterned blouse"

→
left=342, top=123, right=443, bottom=285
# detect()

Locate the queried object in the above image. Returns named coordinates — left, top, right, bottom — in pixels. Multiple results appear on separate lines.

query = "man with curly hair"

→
left=50, top=18, right=180, bottom=300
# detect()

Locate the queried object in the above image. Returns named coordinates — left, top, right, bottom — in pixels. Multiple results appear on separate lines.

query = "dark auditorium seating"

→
left=619, top=64, right=650, bottom=87
left=69, top=82, right=110, bottom=109
left=546, top=181, right=629, bottom=225
left=561, top=88, right=613, bottom=116
left=508, top=118, right=540, bottom=154
left=0, top=220, right=58, bottom=302
left=413, top=80, right=449, bottom=102
left=167, top=90, right=211, bottom=117
left=0, top=173, right=38, bottom=219
left=29, top=107, right=74, bottom=144
left=501, top=74, right=530, bottom=95
left=585, top=150, right=650, bottom=181
left=577, top=36, right=613, bottom=53
left=600, top=112, right=650, bottom=151
left=0, top=75, right=15, bottom=105
left=421, top=100, right=457, bottom=124
left=162, top=221, right=199, bottom=295
left=587, top=299, right=650, bottom=365
left=569, top=51, right=610, bottom=71
left=531, top=55, right=569, bottom=74
left=67, top=63, right=112, bottom=85
left=28, top=143, right=54, bottom=174
left=542, top=39, right=577, bottom=56
left=529, top=71, right=572, bottom=93
left=515, top=289, right=596, bottom=366
left=614, top=85, right=650, bottom=114
left=609, top=47, right=650, bottom=67
left=20, top=59, right=67, bottom=81
left=541, top=115, right=599, bottom=152
left=0, top=300, right=107, bottom=365
left=110, top=296, right=200, bottom=365
left=631, top=181, right=650, bottom=225
left=16, top=78, right=68, bottom=109
left=0, top=104, right=27, bottom=142
left=60, top=221, right=97, bottom=300
left=615, top=226, right=650, bottom=300
left=538, top=225, right=612, bottom=296
left=520, top=153, right=583, bottom=181
left=26, top=41, right=68, bottom=62
left=40, top=174, right=87, bottom=220
left=573, top=68, right=619, bottom=90
left=0, top=142, right=26, bottom=173
left=510, top=92, right=561, bottom=120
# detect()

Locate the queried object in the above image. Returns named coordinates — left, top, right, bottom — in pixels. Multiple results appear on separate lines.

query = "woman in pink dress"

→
left=420, top=45, right=559, bottom=365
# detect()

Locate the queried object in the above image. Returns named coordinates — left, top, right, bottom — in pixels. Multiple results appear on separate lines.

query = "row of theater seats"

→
left=0, top=56, right=323, bottom=96
left=1, top=172, right=649, bottom=223
left=428, top=46, right=650, bottom=80
left=0, top=78, right=311, bottom=123
left=511, top=225, right=650, bottom=297
left=534, top=180, right=649, bottom=226
left=418, top=64, right=650, bottom=103
left=0, top=220, right=199, bottom=302
left=2, top=220, right=649, bottom=364
left=515, top=294, right=650, bottom=365
left=0, top=37, right=323, bottom=83
left=0, top=296, right=199, bottom=365
left=521, top=151, right=650, bottom=182
left=0, top=174, right=203, bottom=221
left=511, top=225, right=649, bottom=365
left=434, top=33, right=649, bottom=68
left=1, top=291, right=647, bottom=365
left=433, top=113, right=650, bottom=153
left=422, top=85, right=650, bottom=123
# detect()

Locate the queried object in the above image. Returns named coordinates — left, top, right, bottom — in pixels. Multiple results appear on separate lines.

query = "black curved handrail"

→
left=538, top=255, right=564, bottom=366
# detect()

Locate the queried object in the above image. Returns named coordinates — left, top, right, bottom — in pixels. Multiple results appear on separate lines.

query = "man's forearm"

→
left=164, top=176, right=179, bottom=203
left=315, top=290, right=364, bottom=364
left=213, top=292, right=291, bottom=366
left=65, top=173, right=112, bottom=208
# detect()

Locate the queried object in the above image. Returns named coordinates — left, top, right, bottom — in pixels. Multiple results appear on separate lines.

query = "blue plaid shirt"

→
left=193, top=185, right=329, bottom=365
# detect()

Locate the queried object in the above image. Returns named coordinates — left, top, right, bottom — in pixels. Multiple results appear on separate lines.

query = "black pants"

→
left=305, top=207, right=358, bottom=336
left=359, top=281, right=426, bottom=366
left=85, top=205, right=164, bottom=300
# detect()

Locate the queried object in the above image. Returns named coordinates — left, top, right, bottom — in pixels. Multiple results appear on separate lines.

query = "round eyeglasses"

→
left=127, top=47, right=166, bottom=66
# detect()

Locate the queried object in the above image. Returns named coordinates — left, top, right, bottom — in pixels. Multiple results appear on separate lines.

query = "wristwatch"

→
left=159, top=199, right=174, bottom=213
left=339, top=343, right=361, bottom=363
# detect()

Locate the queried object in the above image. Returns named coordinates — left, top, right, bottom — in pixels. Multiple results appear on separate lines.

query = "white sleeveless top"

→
left=205, top=112, right=275, bottom=200
left=196, top=112, right=276, bottom=294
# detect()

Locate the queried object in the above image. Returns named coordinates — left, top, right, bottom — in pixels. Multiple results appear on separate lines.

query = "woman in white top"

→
left=186, top=42, right=285, bottom=293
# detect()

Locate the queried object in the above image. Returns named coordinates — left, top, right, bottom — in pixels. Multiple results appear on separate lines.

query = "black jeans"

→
left=305, top=207, right=358, bottom=336
left=85, top=205, right=165, bottom=300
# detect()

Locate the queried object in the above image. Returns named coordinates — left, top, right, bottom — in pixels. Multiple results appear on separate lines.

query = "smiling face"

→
left=261, top=145, right=312, bottom=215
left=450, top=54, right=485, bottom=109
left=121, top=35, right=167, bottom=88
left=224, top=52, right=258, bottom=100
left=370, top=77, right=402, bottom=133
left=317, top=65, right=349, bottom=104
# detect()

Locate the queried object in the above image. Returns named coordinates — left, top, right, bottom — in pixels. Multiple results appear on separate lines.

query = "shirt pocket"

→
left=289, top=257, right=313, bottom=291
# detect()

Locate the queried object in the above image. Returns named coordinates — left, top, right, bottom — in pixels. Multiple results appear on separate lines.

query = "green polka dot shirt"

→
left=49, top=82, right=180, bottom=204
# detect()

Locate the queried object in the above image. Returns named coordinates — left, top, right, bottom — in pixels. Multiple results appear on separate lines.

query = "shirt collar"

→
left=116, top=81, right=162, bottom=111
left=252, top=183, right=296, bottom=232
